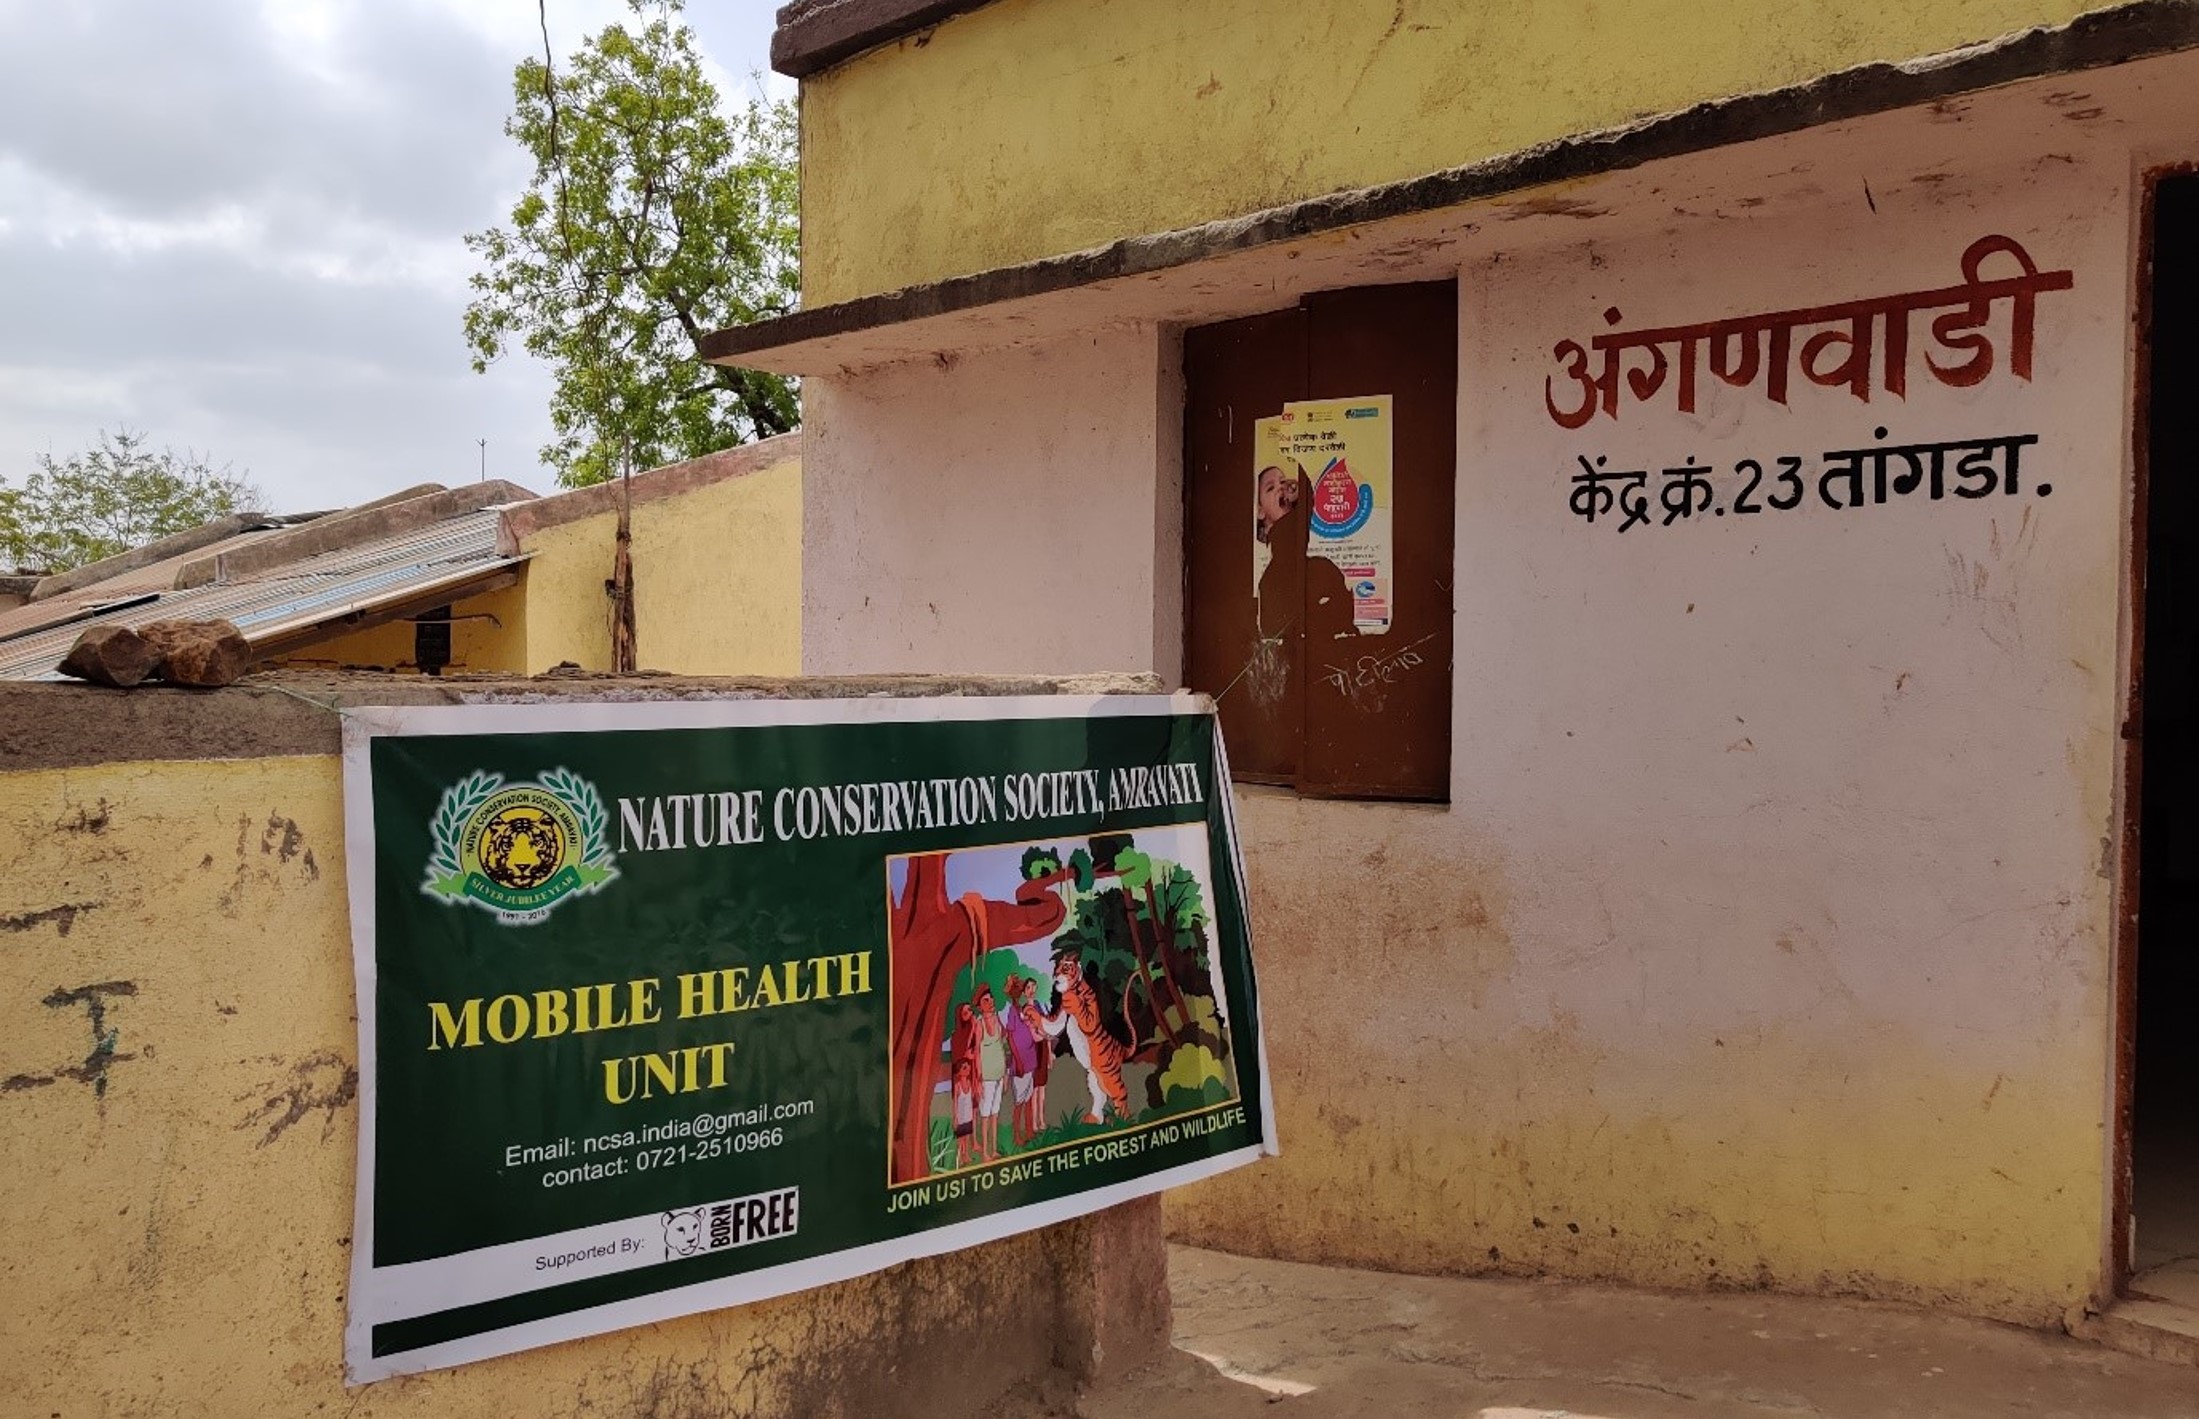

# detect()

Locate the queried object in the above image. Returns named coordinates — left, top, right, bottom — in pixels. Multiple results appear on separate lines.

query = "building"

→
left=706, top=0, right=2199, bottom=1351
left=0, top=434, right=802, bottom=681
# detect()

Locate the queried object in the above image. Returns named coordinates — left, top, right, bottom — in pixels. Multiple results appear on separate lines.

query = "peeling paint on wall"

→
left=238, top=1051, right=357, bottom=1148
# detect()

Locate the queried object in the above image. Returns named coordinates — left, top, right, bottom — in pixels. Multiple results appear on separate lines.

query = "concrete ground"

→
left=1010, top=1246, right=2199, bottom=1418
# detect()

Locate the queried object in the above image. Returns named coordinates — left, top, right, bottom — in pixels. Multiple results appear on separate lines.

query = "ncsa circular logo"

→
left=474, top=792, right=574, bottom=892
left=424, top=769, right=617, bottom=925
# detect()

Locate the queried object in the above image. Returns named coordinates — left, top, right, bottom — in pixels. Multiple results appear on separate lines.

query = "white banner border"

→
left=340, top=691, right=1268, bottom=1381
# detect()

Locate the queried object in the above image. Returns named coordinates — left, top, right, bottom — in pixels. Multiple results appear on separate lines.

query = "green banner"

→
left=342, top=693, right=1271, bottom=1380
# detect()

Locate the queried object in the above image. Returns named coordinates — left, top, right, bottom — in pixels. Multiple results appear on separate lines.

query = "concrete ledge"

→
left=2073, top=1299, right=2199, bottom=1367
left=772, top=0, right=998, bottom=78
left=1140, top=1246, right=2199, bottom=1413
left=0, top=669, right=1168, bottom=771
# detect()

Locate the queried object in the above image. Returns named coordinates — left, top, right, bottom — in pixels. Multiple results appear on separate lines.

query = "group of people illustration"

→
left=949, top=976, right=1051, bottom=1166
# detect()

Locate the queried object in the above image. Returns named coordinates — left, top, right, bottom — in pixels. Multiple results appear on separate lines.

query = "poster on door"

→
left=340, top=693, right=1273, bottom=1381
left=1250, top=396, right=1394, bottom=633
left=1251, top=413, right=1296, bottom=600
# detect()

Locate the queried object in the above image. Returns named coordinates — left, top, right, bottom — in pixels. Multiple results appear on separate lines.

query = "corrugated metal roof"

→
left=0, top=526, right=291, bottom=643
left=0, top=509, right=523, bottom=681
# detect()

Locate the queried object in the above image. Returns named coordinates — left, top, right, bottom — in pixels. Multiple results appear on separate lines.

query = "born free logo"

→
left=423, top=768, right=617, bottom=924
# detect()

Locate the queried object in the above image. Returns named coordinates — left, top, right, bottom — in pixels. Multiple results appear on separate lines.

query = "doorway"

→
left=1181, top=280, right=1458, bottom=801
left=2133, top=171, right=2199, bottom=1306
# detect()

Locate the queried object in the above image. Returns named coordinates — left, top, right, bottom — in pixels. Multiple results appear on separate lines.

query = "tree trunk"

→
left=1122, top=899, right=1180, bottom=1048
left=609, top=460, right=637, bottom=673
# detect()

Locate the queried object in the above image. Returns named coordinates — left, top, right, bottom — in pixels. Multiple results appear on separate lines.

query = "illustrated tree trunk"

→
left=1141, top=882, right=1196, bottom=1029
left=1122, top=905, right=1179, bottom=1049
left=887, top=857, right=1069, bottom=1184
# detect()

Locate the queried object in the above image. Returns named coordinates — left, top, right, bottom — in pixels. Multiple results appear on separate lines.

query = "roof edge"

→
left=496, top=433, right=802, bottom=554
left=249, top=565, right=526, bottom=662
left=711, top=0, right=2199, bottom=369
left=28, top=482, right=447, bottom=602
left=180, top=480, right=539, bottom=589
left=772, top=0, right=1000, bottom=78
left=29, top=513, right=273, bottom=602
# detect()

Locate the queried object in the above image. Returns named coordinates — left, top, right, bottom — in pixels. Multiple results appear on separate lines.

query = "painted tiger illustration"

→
left=1035, top=955, right=1131, bottom=1124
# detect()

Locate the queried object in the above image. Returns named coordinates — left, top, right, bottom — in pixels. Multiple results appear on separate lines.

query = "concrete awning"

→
left=703, top=5, right=2199, bottom=378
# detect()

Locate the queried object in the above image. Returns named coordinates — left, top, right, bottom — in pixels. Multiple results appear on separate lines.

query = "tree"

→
left=465, top=0, right=799, bottom=488
left=0, top=429, right=264, bottom=573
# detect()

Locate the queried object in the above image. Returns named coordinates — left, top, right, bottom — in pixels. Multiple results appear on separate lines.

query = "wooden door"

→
left=1182, top=280, right=1456, bottom=800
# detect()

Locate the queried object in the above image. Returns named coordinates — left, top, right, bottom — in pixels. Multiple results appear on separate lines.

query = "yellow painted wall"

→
left=0, top=745, right=1142, bottom=1413
left=517, top=457, right=803, bottom=675
left=273, top=580, right=529, bottom=675
left=800, top=0, right=2113, bottom=303
left=268, top=456, right=799, bottom=678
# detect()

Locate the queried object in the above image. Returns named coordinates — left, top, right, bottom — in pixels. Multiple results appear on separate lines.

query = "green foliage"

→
left=464, top=0, right=799, bottom=487
left=1156, top=1042, right=1226, bottom=1100
left=1019, top=845, right=1063, bottom=881
left=1161, top=1075, right=1233, bottom=1113
left=1090, top=833, right=1133, bottom=872
left=1114, top=847, right=1153, bottom=892
left=1146, top=863, right=1211, bottom=966
left=1018, top=1111, right=1121, bottom=1154
left=425, top=771, right=504, bottom=897
left=0, top=428, right=264, bottom=573
left=1173, top=991, right=1222, bottom=1035
left=1149, top=863, right=1207, bottom=927
left=1050, top=887, right=1139, bottom=1036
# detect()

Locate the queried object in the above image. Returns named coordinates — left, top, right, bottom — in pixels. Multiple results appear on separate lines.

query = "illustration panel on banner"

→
left=886, top=824, right=1240, bottom=1187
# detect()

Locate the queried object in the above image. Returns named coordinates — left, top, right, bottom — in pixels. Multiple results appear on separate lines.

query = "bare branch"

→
left=537, top=0, right=582, bottom=270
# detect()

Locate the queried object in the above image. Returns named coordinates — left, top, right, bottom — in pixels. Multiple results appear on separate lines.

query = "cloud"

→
left=0, top=0, right=785, bottom=513
left=0, top=0, right=517, bottom=237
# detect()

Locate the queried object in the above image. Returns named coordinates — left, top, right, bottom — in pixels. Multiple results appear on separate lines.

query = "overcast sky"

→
left=0, top=0, right=790, bottom=513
